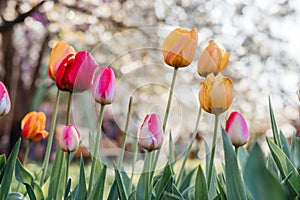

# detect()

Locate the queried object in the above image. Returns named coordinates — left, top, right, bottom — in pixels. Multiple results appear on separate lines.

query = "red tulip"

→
left=56, top=124, right=80, bottom=152
left=138, top=113, right=164, bottom=151
left=56, top=51, right=98, bottom=92
left=0, top=81, right=11, bottom=117
left=225, top=111, right=250, bottom=147
left=48, top=41, right=76, bottom=81
left=92, top=66, right=116, bottom=105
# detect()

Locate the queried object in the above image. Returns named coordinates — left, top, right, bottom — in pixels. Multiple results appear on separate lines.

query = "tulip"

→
left=56, top=124, right=80, bottom=152
left=48, top=41, right=76, bottom=81
left=162, top=28, right=198, bottom=68
left=0, top=81, right=11, bottom=117
left=138, top=113, right=164, bottom=151
left=92, top=66, right=116, bottom=105
left=21, top=112, right=48, bottom=142
left=199, top=73, right=234, bottom=114
left=197, top=40, right=230, bottom=77
left=56, top=51, right=98, bottom=92
left=225, top=111, right=250, bottom=147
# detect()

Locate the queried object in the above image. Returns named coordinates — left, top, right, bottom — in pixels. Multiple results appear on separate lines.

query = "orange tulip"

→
left=162, top=28, right=198, bottom=68
left=199, top=73, right=233, bottom=114
left=21, top=112, right=48, bottom=142
left=48, top=41, right=76, bottom=81
left=197, top=40, right=230, bottom=77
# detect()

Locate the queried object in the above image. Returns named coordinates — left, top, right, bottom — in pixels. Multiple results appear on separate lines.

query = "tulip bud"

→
left=92, top=66, right=116, bottom=105
left=48, top=41, right=76, bottom=81
left=0, top=81, right=11, bottom=117
left=138, top=113, right=164, bottom=151
left=162, top=28, right=198, bottom=68
left=199, top=73, right=234, bottom=114
left=197, top=40, right=230, bottom=77
left=225, top=111, right=250, bottom=147
left=56, top=51, right=98, bottom=92
left=21, top=112, right=48, bottom=142
left=56, top=124, right=80, bottom=152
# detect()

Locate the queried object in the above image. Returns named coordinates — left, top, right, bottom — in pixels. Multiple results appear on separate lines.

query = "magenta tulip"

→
left=92, top=66, right=116, bottom=105
left=225, top=111, right=250, bottom=147
left=0, top=81, right=11, bottom=117
left=56, top=124, right=80, bottom=152
left=138, top=113, right=164, bottom=151
left=56, top=51, right=98, bottom=92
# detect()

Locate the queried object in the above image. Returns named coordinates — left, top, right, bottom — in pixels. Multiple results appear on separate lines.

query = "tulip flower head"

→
left=92, top=66, right=116, bottom=105
left=0, top=81, right=11, bottom=117
left=162, top=28, right=198, bottom=68
left=56, top=51, right=98, bottom=92
left=56, top=124, right=80, bottom=152
left=21, top=112, right=48, bottom=142
left=225, top=111, right=250, bottom=147
left=199, top=73, right=234, bottom=114
left=48, top=41, right=76, bottom=81
left=138, top=113, right=164, bottom=151
left=198, top=40, right=230, bottom=77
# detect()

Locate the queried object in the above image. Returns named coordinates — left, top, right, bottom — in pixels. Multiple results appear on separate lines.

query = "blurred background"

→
left=0, top=0, right=299, bottom=164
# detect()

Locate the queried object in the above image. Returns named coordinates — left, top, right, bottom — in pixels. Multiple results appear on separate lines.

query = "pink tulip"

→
left=138, top=113, right=164, bottom=151
left=92, top=66, right=116, bottom=105
left=56, top=51, right=98, bottom=92
left=225, top=111, right=250, bottom=147
left=0, top=81, right=11, bottom=117
left=57, top=124, right=80, bottom=152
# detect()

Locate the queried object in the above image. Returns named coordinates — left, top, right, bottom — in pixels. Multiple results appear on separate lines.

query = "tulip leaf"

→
left=0, top=155, right=5, bottom=172
left=237, top=147, right=248, bottom=171
left=205, top=140, right=217, bottom=199
left=73, top=155, right=87, bottom=200
left=47, top=149, right=65, bottom=200
left=195, top=165, right=208, bottom=200
left=155, top=164, right=173, bottom=200
left=169, top=130, right=175, bottom=167
left=114, top=167, right=128, bottom=200
left=170, top=183, right=184, bottom=199
left=89, top=165, right=106, bottom=200
left=24, top=183, right=36, bottom=200
left=178, top=167, right=197, bottom=192
left=15, top=159, right=33, bottom=185
left=291, top=135, right=300, bottom=170
left=6, top=193, right=27, bottom=200
left=244, top=142, right=285, bottom=200
left=0, top=138, right=21, bottom=200
left=279, top=130, right=291, bottom=159
left=31, top=182, right=44, bottom=200
left=182, top=186, right=195, bottom=200
left=221, top=129, right=246, bottom=200
left=266, top=156, right=280, bottom=179
left=107, top=180, right=118, bottom=200
left=268, top=97, right=282, bottom=148
left=267, top=138, right=300, bottom=197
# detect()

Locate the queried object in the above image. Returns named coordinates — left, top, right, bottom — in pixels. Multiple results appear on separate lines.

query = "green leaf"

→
left=89, top=165, right=106, bottom=200
left=25, top=183, right=36, bottom=200
left=31, top=182, right=44, bottom=200
left=47, top=149, right=65, bottom=200
left=268, top=97, right=281, bottom=148
left=205, top=140, right=217, bottom=199
left=64, top=179, right=71, bottom=200
left=6, top=193, right=27, bottom=200
left=267, top=138, right=300, bottom=197
left=182, top=186, right=195, bottom=200
left=279, top=130, right=291, bottom=159
left=114, top=167, right=128, bottom=200
left=169, top=131, right=175, bottom=167
left=0, top=155, right=6, bottom=171
left=178, top=167, right=196, bottom=192
left=107, top=180, right=118, bottom=200
left=195, top=165, right=208, bottom=200
left=170, top=183, right=184, bottom=199
left=128, top=190, right=136, bottom=200
left=237, top=147, right=248, bottom=171
left=15, top=159, right=33, bottom=185
left=291, top=135, right=300, bottom=172
left=155, top=164, right=173, bottom=200
left=244, top=142, right=285, bottom=200
left=73, top=155, right=86, bottom=200
left=266, top=155, right=280, bottom=179
left=0, top=138, right=21, bottom=200
left=222, top=129, right=246, bottom=200
left=120, top=170, right=132, bottom=194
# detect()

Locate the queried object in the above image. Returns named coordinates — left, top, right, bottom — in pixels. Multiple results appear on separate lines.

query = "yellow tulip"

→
left=162, top=28, right=198, bottom=68
left=199, top=73, right=234, bottom=114
left=197, top=40, right=230, bottom=77
left=21, top=112, right=49, bottom=142
left=48, top=41, right=76, bottom=81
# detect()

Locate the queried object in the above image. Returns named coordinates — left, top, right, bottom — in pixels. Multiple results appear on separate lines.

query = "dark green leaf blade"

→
left=89, top=165, right=107, bottom=200
left=15, top=159, right=33, bottom=185
left=195, top=165, right=208, bottom=200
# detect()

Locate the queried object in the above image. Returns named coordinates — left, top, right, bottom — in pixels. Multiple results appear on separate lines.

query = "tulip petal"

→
left=0, top=82, right=11, bottom=116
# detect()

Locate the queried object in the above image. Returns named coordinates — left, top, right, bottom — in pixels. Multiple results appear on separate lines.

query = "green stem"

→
left=40, top=89, right=61, bottom=186
left=235, top=146, right=238, bottom=155
left=176, top=107, right=202, bottom=185
left=65, top=152, right=70, bottom=192
left=129, top=132, right=139, bottom=193
left=118, top=96, right=133, bottom=169
left=23, top=141, right=32, bottom=165
left=87, top=104, right=105, bottom=196
left=207, top=114, right=219, bottom=189
left=153, top=67, right=178, bottom=170
left=145, top=151, right=152, bottom=200
left=66, top=92, right=73, bottom=125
